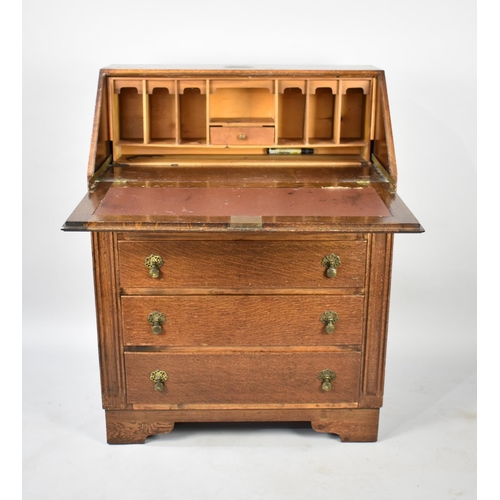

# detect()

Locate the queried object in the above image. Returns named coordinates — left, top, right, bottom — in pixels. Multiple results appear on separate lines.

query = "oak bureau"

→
left=63, top=66, right=423, bottom=444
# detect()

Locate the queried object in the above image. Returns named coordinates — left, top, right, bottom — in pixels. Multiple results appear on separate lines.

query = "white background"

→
left=20, top=1, right=478, bottom=499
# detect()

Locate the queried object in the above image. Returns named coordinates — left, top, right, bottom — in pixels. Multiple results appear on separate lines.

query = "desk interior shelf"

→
left=109, top=75, right=374, bottom=157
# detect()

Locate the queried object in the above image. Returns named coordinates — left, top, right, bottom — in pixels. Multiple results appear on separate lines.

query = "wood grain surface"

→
left=124, top=351, right=361, bottom=405
left=105, top=408, right=379, bottom=443
left=121, top=294, right=364, bottom=346
left=117, top=239, right=367, bottom=289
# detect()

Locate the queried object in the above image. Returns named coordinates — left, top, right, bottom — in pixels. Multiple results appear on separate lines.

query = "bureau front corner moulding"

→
left=63, top=65, right=423, bottom=444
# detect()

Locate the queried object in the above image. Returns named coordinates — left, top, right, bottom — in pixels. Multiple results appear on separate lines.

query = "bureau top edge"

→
left=100, top=65, right=383, bottom=76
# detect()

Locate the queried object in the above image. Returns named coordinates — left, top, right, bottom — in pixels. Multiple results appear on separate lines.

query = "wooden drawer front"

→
left=125, top=351, right=361, bottom=405
left=210, top=126, right=275, bottom=145
left=118, top=240, right=366, bottom=289
left=122, top=295, right=364, bottom=347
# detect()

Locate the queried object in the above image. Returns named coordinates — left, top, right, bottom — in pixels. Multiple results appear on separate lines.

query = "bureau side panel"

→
left=359, top=233, right=393, bottom=407
left=92, top=232, right=127, bottom=409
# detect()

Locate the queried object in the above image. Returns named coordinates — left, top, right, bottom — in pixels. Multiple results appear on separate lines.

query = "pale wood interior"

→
left=308, top=88, right=336, bottom=142
left=149, top=88, right=176, bottom=142
left=110, top=78, right=374, bottom=159
left=210, top=87, right=275, bottom=124
left=278, top=87, right=306, bottom=143
left=341, top=88, right=367, bottom=141
left=118, top=88, right=143, bottom=142
left=179, top=88, right=206, bottom=144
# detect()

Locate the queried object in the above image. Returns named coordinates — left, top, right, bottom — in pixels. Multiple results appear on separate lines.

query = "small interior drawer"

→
left=125, top=351, right=361, bottom=405
left=210, top=126, right=275, bottom=145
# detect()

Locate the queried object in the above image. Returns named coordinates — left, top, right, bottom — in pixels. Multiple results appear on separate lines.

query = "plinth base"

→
left=105, top=408, right=380, bottom=444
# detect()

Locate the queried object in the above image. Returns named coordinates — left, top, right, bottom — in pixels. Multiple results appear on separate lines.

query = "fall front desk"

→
left=63, top=66, right=423, bottom=443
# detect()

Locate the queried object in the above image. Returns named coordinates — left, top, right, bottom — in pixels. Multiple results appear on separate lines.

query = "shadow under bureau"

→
left=63, top=66, right=423, bottom=444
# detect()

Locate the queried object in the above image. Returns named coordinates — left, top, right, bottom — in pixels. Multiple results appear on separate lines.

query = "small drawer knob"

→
left=322, top=253, right=341, bottom=278
left=318, top=369, right=336, bottom=391
left=148, top=311, right=166, bottom=334
left=237, top=134, right=247, bottom=140
left=145, top=254, right=164, bottom=279
left=320, top=310, right=339, bottom=334
left=150, top=369, right=168, bottom=392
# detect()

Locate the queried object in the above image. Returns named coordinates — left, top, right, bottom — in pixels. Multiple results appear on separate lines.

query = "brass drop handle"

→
left=148, top=311, right=166, bottom=334
left=320, top=310, right=339, bottom=334
left=322, top=253, right=341, bottom=278
left=318, top=369, right=336, bottom=391
left=150, top=369, right=168, bottom=392
left=237, top=133, right=247, bottom=140
left=145, top=254, right=164, bottom=278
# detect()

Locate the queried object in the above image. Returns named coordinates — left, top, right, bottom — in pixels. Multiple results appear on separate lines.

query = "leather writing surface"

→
left=95, top=186, right=391, bottom=217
